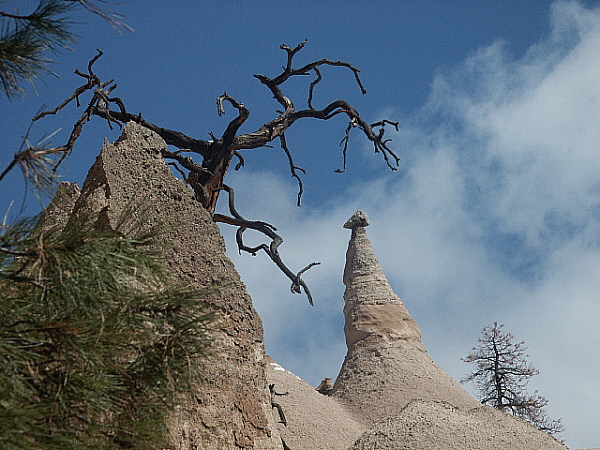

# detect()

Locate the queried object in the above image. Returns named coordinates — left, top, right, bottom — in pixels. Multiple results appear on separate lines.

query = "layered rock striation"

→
left=332, top=211, right=480, bottom=423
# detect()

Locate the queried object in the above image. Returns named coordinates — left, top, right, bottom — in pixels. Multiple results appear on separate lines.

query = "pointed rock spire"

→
left=341, top=210, right=422, bottom=347
left=333, top=211, right=479, bottom=424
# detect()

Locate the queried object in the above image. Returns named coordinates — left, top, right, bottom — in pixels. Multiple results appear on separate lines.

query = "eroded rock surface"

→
left=349, top=400, right=567, bottom=450
left=37, top=181, right=80, bottom=232
left=332, top=211, right=480, bottom=424
left=62, top=123, right=282, bottom=449
left=265, top=357, right=365, bottom=450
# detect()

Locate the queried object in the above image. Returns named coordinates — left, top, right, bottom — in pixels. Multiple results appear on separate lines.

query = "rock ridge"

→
left=55, top=122, right=282, bottom=449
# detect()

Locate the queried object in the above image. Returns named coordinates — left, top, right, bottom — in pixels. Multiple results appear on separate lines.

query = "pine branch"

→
left=0, top=0, right=76, bottom=98
left=0, top=0, right=131, bottom=99
left=0, top=214, right=214, bottom=447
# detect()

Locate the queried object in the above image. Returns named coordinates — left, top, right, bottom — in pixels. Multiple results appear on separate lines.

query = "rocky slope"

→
left=349, top=399, right=565, bottom=450
left=51, top=125, right=567, bottom=449
left=265, top=356, right=366, bottom=449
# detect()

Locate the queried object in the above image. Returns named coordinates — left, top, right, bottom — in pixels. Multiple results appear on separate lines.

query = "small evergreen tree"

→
left=462, top=322, right=564, bottom=437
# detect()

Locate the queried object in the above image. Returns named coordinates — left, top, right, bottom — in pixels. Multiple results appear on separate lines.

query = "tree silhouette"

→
left=2, top=41, right=400, bottom=304
left=462, top=322, right=564, bottom=436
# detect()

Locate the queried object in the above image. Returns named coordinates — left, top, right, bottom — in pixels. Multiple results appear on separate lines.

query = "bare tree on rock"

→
left=462, top=322, right=564, bottom=437
left=4, top=41, right=400, bottom=304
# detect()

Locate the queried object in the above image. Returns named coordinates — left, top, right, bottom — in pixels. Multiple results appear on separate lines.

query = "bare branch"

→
left=17, top=42, right=398, bottom=303
left=279, top=134, right=305, bottom=206
left=216, top=92, right=250, bottom=148
left=280, top=39, right=307, bottom=73
left=161, top=149, right=212, bottom=203
left=167, top=162, right=187, bottom=180
left=292, top=100, right=400, bottom=174
left=85, top=43, right=399, bottom=207
left=30, top=49, right=127, bottom=171
left=33, top=50, right=104, bottom=121
left=94, top=108, right=212, bottom=156
left=336, top=118, right=357, bottom=173
left=269, top=40, right=366, bottom=95
left=307, top=66, right=322, bottom=110
left=270, top=383, right=289, bottom=426
left=233, top=152, right=245, bottom=171
left=213, top=185, right=319, bottom=305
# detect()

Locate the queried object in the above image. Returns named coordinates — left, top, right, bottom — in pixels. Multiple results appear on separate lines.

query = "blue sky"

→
left=2, top=1, right=600, bottom=447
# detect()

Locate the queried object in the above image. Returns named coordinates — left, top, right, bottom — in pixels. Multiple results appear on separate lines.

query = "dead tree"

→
left=462, top=323, right=564, bottom=436
left=4, top=42, right=400, bottom=304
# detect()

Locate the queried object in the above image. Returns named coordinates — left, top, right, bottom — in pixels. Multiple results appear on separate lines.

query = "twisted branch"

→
left=54, top=44, right=399, bottom=208
left=213, top=185, right=319, bottom=305
left=269, top=383, right=289, bottom=426
left=30, top=49, right=126, bottom=171
left=279, top=134, right=305, bottom=206
left=10, top=42, right=400, bottom=304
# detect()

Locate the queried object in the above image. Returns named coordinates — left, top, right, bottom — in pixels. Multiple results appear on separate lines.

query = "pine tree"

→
left=0, top=207, right=214, bottom=448
left=462, top=322, right=564, bottom=437
left=1, top=4, right=213, bottom=447
left=0, top=0, right=130, bottom=99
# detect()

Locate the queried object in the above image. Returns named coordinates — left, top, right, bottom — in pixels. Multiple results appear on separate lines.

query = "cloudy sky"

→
left=2, top=1, right=600, bottom=447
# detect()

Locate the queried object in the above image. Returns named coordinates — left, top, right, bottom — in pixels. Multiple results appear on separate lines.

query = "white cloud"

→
left=218, top=2, right=600, bottom=447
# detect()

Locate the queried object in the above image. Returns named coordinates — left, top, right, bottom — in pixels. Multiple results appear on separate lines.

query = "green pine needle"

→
left=0, top=215, right=215, bottom=448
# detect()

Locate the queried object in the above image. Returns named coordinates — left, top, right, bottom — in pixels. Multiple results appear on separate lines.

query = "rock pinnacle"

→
left=341, top=210, right=422, bottom=345
left=332, top=211, right=479, bottom=423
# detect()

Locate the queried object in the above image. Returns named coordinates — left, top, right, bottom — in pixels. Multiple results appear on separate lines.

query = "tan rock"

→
left=341, top=211, right=422, bottom=346
left=332, top=211, right=480, bottom=424
left=316, top=377, right=333, bottom=395
left=36, top=181, right=80, bottom=232
left=64, top=123, right=282, bottom=449
left=265, top=357, right=365, bottom=450
left=349, top=399, right=567, bottom=449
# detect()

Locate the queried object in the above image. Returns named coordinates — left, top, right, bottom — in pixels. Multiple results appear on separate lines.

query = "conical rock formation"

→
left=255, top=212, right=565, bottom=449
left=340, top=210, right=423, bottom=347
left=60, top=123, right=282, bottom=449
left=332, top=211, right=480, bottom=424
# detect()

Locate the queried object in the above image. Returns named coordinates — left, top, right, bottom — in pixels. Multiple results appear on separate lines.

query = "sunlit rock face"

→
left=348, top=400, right=567, bottom=450
left=341, top=211, right=423, bottom=347
left=265, top=357, right=366, bottom=450
left=62, top=122, right=282, bottom=450
left=332, top=211, right=480, bottom=424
